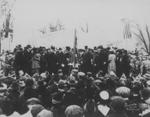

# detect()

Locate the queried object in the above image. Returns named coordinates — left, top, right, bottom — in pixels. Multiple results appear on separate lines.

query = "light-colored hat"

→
left=143, top=72, right=150, bottom=80
left=115, top=86, right=131, bottom=97
left=26, top=98, right=41, bottom=105
left=37, top=109, right=53, bottom=117
left=147, top=80, right=150, bottom=86
left=109, top=71, right=116, bottom=77
left=99, top=90, right=109, bottom=100
left=94, top=79, right=102, bottom=84
left=72, top=69, right=78, bottom=73
left=78, top=72, right=85, bottom=77
left=19, top=70, right=24, bottom=76
left=40, top=73, right=47, bottom=79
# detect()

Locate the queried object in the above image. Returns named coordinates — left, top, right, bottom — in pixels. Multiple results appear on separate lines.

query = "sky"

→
left=5, top=0, right=150, bottom=49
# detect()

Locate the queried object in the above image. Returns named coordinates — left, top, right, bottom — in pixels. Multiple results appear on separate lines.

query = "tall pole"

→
left=73, top=28, right=77, bottom=67
left=0, top=30, right=2, bottom=53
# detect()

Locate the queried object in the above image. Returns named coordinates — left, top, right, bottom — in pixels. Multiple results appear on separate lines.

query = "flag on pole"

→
left=123, top=22, right=132, bottom=39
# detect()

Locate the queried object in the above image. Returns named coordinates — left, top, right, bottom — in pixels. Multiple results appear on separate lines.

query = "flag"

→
left=4, top=12, right=11, bottom=38
left=81, top=23, right=88, bottom=33
left=123, top=22, right=132, bottom=39
left=49, top=24, right=57, bottom=32
left=4, top=12, right=13, bottom=38
left=49, top=20, right=64, bottom=32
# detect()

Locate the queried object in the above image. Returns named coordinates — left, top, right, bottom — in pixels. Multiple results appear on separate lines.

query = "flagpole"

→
left=73, top=28, right=77, bottom=67
left=0, top=31, right=2, bottom=53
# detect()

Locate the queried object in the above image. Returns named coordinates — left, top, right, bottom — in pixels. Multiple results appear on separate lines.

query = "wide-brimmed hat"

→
left=26, top=98, right=41, bottom=105
left=115, top=86, right=131, bottom=98
left=78, top=72, right=85, bottom=77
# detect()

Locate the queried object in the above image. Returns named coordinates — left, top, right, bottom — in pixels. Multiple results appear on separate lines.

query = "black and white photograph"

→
left=0, top=0, right=150, bottom=117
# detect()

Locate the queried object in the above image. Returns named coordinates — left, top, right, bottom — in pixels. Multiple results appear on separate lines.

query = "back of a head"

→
left=65, top=105, right=84, bottom=117
left=110, top=96, right=126, bottom=113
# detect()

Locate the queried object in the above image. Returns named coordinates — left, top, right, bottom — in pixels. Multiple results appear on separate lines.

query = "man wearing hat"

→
left=45, top=48, right=58, bottom=75
left=63, top=46, right=73, bottom=75
left=56, top=48, right=64, bottom=70
left=14, top=47, right=24, bottom=78
left=51, top=92, right=66, bottom=117
left=80, top=48, right=93, bottom=73
left=23, top=45, right=32, bottom=75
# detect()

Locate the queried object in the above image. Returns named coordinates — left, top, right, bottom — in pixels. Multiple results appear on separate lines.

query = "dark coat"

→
left=14, top=51, right=24, bottom=70
left=23, top=50, right=32, bottom=75
left=107, top=111, right=128, bottom=117
left=46, top=52, right=58, bottom=74
left=40, top=54, right=47, bottom=73
left=23, top=87, right=38, bottom=100
left=80, top=51, right=93, bottom=73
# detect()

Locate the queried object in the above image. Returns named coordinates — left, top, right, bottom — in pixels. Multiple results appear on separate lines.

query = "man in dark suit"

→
left=23, top=45, right=32, bottom=75
left=46, top=48, right=58, bottom=74
left=63, top=47, right=73, bottom=75
left=80, top=46, right=93, bottom=73
left=40, top=48, right=47, bottom=73
left=14, top=46, right=24, bottom=78
left=94, top=47, right=109, bottom=75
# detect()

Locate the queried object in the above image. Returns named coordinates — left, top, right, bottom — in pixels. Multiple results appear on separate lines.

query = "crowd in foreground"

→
left=0, top=45, right=150, bottom=117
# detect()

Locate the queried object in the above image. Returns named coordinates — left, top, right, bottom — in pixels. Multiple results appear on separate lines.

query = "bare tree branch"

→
left=146, top=25, right=150, bottom=54
left=133, top=32, right=149, bottom=54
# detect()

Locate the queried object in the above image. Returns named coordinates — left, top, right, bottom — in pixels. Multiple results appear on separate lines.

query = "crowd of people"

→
left=0, top=44, right=150, bottom=117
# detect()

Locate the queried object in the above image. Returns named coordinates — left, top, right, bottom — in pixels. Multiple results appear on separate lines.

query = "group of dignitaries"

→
left=11, top=44, right=131, bottom=78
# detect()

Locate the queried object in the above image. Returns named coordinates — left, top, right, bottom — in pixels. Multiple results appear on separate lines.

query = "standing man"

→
left=46, top=47, right=58, bottom=74
left=14, top=45, right=24, bottom=78
left=23, top=45, right=32, bottom=75
left=80, top=46, right=93, bottom=73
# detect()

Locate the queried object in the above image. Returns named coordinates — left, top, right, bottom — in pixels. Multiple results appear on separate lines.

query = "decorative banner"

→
left=123, top=22, right=132, bottom=39
left=80, top=23, right=88, bottom=33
